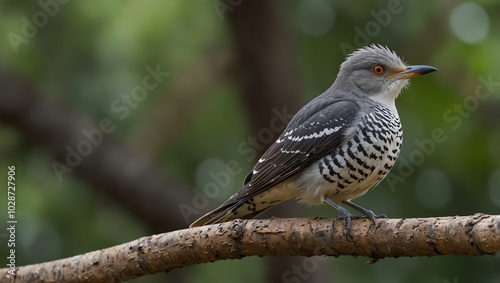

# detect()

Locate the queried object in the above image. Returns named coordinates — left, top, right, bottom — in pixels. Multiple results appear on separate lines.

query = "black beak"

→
left=393, top=65, right=438, bottom=79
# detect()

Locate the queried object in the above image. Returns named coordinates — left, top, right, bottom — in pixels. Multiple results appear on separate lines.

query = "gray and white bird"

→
left=190, top=45, right=437, bottom=233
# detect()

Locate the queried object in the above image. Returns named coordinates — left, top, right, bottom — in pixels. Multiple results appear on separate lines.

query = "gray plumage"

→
left=190, top=44, right=437, bottom=230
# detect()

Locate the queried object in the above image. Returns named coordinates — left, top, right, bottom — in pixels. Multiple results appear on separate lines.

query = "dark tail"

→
left=189, top=200, right=276, bottom=227
left=190, top=182, right=297, bottom=227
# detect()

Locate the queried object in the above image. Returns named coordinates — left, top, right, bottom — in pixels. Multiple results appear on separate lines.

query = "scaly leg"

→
left=323, top=197, right=358, bottom=238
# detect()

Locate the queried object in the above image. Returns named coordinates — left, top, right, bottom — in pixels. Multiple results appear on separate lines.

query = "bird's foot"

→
left=359, top=210, right=387, bottom=233
left=363, top=210, right=387, bottom=223
left=324, top=197, right=357, bottom=239
left=341, top=200, right=386, bottom=229
left=333, top=215, right=355, bottom=239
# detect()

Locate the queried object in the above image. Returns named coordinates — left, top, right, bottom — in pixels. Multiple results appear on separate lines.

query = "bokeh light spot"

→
left=297, top=0, right=335, bottom=37
left=449, top=2, right=489, bottom=44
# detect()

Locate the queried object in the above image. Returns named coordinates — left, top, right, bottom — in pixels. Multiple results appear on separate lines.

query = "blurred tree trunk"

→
left=224, top=1, right=334, bottom=282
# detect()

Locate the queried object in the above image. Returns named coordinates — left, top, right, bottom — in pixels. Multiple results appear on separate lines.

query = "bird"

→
left=190, top=44, right=437, bottom=235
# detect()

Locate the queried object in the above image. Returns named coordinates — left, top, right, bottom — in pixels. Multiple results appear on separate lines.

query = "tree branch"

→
left=2, top=214, right=499, bottom=283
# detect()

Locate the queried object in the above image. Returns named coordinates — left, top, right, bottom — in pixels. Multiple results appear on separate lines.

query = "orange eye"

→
left=372, top=65, right=385, bottom=75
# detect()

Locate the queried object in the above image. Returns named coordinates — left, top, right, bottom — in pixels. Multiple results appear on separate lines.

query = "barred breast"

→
left=295, top=104, right=403, bottom=205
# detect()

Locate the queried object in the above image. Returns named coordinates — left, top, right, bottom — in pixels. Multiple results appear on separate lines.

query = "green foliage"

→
left=1, top=0, right=499, bottom=282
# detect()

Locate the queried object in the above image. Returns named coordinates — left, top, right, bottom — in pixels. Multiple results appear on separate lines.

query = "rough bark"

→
left=2, top=214, right=498, bottom=283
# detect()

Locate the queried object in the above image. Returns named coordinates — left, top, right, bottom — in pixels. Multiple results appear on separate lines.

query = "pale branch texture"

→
left=2, top=214, right=499, bottom=283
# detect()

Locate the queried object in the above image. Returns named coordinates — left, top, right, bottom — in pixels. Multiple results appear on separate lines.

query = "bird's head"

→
left=334, top=44, right=437, bottom=111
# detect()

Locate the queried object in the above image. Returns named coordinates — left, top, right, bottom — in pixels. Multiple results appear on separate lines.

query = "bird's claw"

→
left=333, top=215, right=354, bottom=240
left=362, top=210, right=386, bottom=223
left=362, top=211, right=387, bottom=231
left=335, top=211, right=386, bottom=238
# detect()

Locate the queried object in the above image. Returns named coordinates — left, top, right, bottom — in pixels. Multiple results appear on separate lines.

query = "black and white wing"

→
left=243, top=99, right=360, bottom=192
left=190, top=99, right=361, bottom=227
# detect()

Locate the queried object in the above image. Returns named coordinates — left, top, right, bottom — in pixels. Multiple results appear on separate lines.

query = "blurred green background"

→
left=1, top=0, right=499, bottom=282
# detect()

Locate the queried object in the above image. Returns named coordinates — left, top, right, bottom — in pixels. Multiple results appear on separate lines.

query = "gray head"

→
left=333, top=44, right=437, bottom=111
